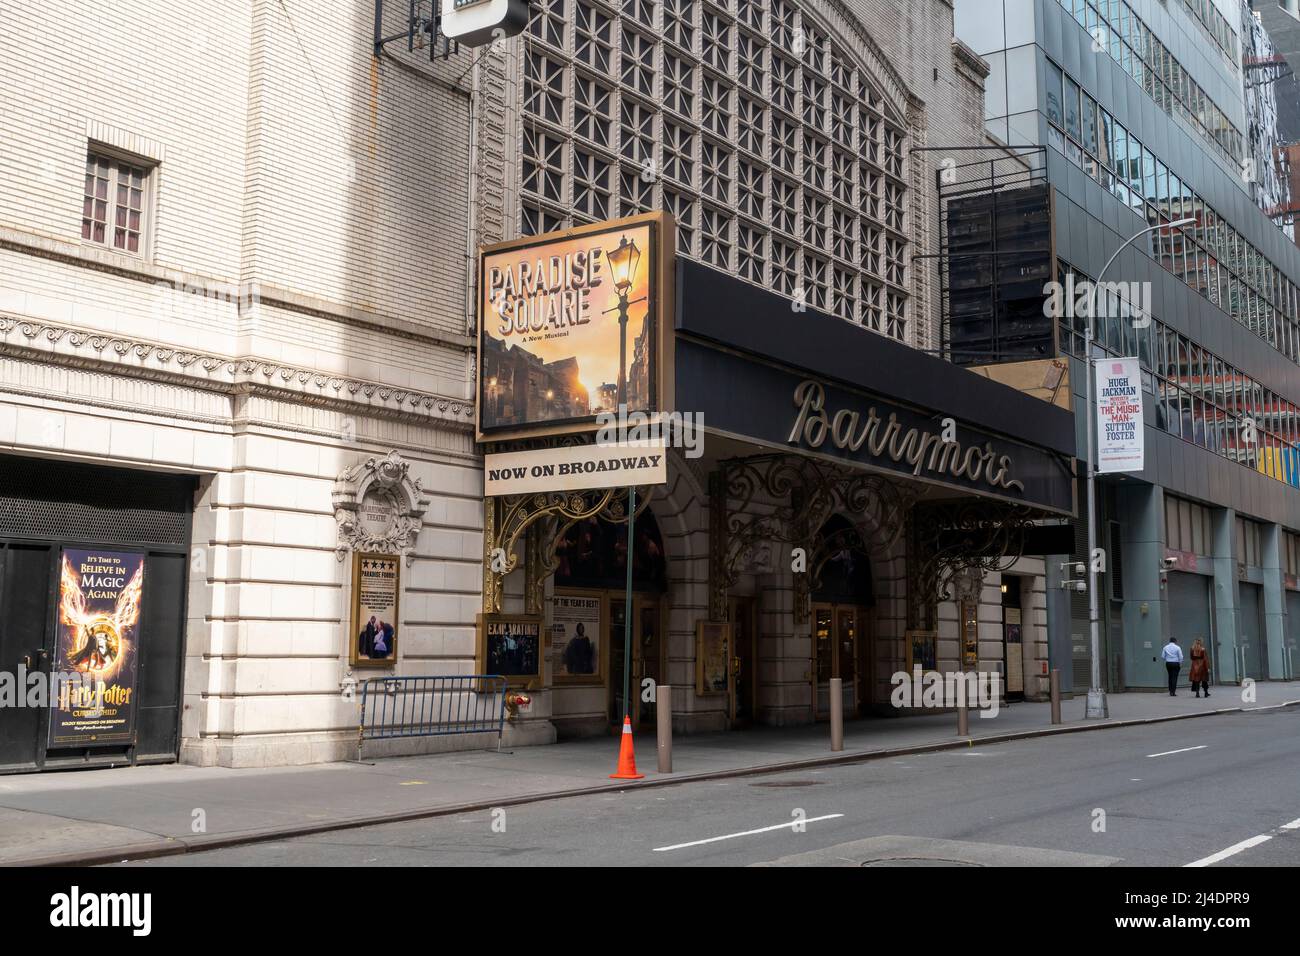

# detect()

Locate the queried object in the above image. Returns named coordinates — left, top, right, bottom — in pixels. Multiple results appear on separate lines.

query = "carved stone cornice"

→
left=0, top=313, right=476, bottom=429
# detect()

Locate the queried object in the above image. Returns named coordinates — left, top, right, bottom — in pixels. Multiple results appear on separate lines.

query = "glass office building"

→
left=958, top=0, right=1300, bottom=690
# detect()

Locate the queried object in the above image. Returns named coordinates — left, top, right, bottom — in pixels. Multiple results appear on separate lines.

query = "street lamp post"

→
left=604, top=234, right=644, bottom=721
left=1080, top=216, right=1195, bottom=719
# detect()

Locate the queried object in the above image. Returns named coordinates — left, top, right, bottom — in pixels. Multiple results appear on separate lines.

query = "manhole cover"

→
left=861, top=858, right=983, bottom=867
left=749, top=780, right=824, bottom=788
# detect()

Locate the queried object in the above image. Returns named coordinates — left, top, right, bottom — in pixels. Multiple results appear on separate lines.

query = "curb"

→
left=10, top=698, right=1298, bottom=867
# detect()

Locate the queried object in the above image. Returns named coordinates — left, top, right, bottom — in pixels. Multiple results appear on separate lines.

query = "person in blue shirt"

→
left=1162, top=637, right=1184, bottom=696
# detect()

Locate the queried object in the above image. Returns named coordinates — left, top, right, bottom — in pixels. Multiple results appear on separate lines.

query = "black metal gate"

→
left=0, top=454, right=195, bottom=773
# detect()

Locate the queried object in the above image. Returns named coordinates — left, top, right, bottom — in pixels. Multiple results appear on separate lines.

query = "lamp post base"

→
left=1085, top=689, right=1109, bottom=719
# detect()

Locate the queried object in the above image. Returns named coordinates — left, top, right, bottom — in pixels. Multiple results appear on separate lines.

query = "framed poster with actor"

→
left=479, top=613, right=544, bottom=687
left=351, top=552, right=400, bottom=667
left=552, top=590, right=604, bottom=684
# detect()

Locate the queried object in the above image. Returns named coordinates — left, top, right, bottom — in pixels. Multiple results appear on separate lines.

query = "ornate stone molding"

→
left=0, top=313, right=476, bottom=429
left=332, top=451, right=430, bottom=566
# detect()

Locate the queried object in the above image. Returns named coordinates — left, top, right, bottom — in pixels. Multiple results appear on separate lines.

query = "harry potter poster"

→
left=48, top=549, right=144, bottom=748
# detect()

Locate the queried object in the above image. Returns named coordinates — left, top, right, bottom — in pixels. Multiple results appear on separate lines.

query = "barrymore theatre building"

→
left=477, top=212, right=1077, bottom=740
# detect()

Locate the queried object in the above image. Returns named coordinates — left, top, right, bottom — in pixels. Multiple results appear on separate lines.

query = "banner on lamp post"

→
left=1096, top=357, right=1144, bottom=474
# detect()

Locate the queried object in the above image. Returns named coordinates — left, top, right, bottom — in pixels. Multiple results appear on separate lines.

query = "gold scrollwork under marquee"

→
left=708, top=454, right=916, bottom=624
left=482, top=485, right=655, bottom=614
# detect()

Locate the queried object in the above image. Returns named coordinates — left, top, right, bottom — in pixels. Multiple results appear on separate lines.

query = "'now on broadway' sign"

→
left=484, top=440, right=668, bottom=497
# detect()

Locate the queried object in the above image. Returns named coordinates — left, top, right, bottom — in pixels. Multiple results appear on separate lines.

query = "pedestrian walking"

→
left=1189, top=637, right=1210, bottom=698
left=1162, top=636, right=1184, bottom=696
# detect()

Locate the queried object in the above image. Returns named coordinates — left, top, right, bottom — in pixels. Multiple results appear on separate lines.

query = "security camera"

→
left=1160, top=557, right=1177, bottom=570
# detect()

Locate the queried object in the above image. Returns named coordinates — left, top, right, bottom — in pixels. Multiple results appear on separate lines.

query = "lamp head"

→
left=607, top=234, right=641, bottom=293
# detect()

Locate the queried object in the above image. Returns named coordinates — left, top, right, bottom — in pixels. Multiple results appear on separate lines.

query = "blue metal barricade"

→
left=357, top=675, right=507, bottom=759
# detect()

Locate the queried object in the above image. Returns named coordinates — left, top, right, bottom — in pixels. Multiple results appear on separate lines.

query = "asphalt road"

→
left=122, top=707, right=1300, bottom=867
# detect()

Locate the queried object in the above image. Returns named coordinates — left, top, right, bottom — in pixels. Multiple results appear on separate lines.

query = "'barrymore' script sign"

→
left=786, top=380, right=1025, bottom=493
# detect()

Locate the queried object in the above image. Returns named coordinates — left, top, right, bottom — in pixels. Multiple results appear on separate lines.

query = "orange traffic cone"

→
left=609, top=715, right=644, bottom=780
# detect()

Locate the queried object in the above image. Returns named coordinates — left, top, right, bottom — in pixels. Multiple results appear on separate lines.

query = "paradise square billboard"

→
left=476, top=212, right=674, bottom=442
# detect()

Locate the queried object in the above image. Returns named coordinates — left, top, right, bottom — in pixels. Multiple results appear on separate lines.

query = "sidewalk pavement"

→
left=2, top=681, right=1297, bottom=866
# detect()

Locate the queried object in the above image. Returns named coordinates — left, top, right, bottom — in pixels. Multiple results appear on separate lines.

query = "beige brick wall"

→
left=0, top=0, right=517, bottom=767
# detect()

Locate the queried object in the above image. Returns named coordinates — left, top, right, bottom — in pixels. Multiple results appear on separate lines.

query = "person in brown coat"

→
left=1189, top=638, right=1211, bottom=698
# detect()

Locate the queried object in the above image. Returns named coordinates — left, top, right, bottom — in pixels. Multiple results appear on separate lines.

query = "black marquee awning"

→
left=673, top=259, right=1077, bottom=517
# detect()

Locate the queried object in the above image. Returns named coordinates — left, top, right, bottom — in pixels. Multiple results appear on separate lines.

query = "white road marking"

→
left=652, top=814, right=844, bottom=852
left=1146, top=745, right=1208, bottom=758
left=1281, top=818, right=1300, bottom=831
left=1185, top=835, right=1272, bottom=868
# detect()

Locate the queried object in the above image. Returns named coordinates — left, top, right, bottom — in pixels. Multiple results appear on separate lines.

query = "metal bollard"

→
left=1050, top=668, right=1062, bottom=725
left=656, top=685, right=672, bottom=773
left=957, top=699, right=969, bottom=736
left=829, top=677, right=843, bottom=752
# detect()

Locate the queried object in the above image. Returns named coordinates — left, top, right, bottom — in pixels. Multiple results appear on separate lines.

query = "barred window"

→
left=702, top=10, right=732, bottom=72
left=523, top=201, right=565, bottom=237
left=573, top=150, right=612, bottom=220
left=772, top=175, right=797, bottom=236
left=771, top=114, right=797, bottom=174
left=81, top=151, right=151, bottom=255
left=702, top=74, right=732, bottom=138
left=530, top=0, right=566, bottom=48
left=702, top=140, right=732, bottom=204
left=526, top=51, right=565, bottom=125
left=738, top=31, right=764, bottom=91
left=771, top=53, right=797, bottom=114
left=523, top=126, right=564, bottom=203
left=575, top=75, right=613, bottom=148
left=738, top=224, right=766, bottom=284
left=738, top=159, right=765, bottom=220
left=802, top=192, right=828, bottom=247
left=625, top=0, right=654, bottom=28
left=621, top=29, right=655, bottom=97
left=803, top=133, right=827, bottom=192
left=664, top=52, right=695, bottom=118
left=662, top=121, right=695, bottom=185
left=772, top=239, right=798, bottom=296
left=620, top=165, right=654, bottom=215
left=575, top=2, right=612, bottom=72
left=700, top=205, right=731, bottom=268
left=665, top=0, right=694, bottom=50
left=737, top=95, right=765, bottom=157
left=620, top=97, right=655, bottom=167
left=802, top=73, right=827, bottom=131
left=664, top=188, right=695, bottom=256
left=737, top=0, right=764, bottom=33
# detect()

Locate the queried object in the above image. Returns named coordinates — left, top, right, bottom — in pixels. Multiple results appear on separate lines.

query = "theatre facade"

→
left=477, top=213, right=1077, bottom=742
